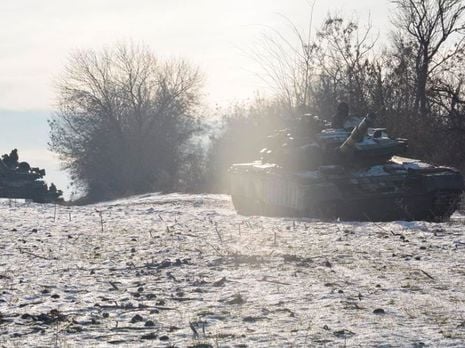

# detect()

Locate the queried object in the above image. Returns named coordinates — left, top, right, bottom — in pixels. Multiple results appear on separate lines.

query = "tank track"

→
left=430, top=190, right=462, bottom=222
left=230, top=180, right=464, bottom=222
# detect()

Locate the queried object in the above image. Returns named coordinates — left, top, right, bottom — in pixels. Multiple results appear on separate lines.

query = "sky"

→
left=0, top=0, right=392, bottom=196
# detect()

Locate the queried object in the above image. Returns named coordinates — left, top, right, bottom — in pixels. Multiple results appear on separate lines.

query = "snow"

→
left=392, top=156, right=434, bottom=170
left=1, top=194, right=465, bottom=347
left=403, top=162, right=433, bottom=170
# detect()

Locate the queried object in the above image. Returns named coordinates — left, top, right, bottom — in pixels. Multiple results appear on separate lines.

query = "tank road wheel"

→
left=31, top=187, right=48, bottom=203
left=248, top=183, right=267, bottom=216
left=429, top=190, right=461, bottom=222
left=315, top=201, right=340, bottom=220
left=232, top=182, right=266, bottom=216
left=231, top=195, right=262, bottom=216
left=231, top=194, right=250, bottom=215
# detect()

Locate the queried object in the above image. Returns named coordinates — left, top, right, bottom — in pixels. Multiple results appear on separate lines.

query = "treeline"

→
left=208, top=0, right=465, bottom=193
left=50, top=0, right=465, bottom=201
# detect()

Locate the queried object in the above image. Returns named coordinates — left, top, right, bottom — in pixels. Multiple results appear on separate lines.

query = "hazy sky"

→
left=0, top=0, right=392, bottom=196
left=0, top=0, right=391, bottom=110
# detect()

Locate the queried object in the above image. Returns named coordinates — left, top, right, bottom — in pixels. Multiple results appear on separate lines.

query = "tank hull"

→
left=230, top=160, right=464, bottom=222
left=0, top=181, right=57, bottom=203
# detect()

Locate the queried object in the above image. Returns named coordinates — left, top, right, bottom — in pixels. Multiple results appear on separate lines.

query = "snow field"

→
left=0, top=194, right=464, bottom=347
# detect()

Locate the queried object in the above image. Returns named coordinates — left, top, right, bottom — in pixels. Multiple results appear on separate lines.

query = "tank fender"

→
left=421, top=172, right=465, bottom=192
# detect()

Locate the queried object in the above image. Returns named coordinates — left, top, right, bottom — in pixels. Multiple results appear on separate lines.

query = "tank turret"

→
left=339, top=112, right=376, bottom=154
left=260, top=112, right=406, bottom=169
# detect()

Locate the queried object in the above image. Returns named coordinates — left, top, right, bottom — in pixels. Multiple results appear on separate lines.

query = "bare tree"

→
left=392, top=0, right=465, bottom=116
left=313, top=15, right=379, bottom=116
left=49, top=43, right=203, bottom=201
left=249, top=2, right=318, bottom=113
left=251, top=10, right=378, bottom=118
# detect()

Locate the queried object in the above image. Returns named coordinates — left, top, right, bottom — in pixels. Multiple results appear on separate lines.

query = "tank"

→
left=0, top=149, right=63, bottom=203
left=229, top=113, right=464, bottom=222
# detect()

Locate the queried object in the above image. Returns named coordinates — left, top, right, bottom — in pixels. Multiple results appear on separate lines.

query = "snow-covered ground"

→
left=1, top=194, right=465, bottom=347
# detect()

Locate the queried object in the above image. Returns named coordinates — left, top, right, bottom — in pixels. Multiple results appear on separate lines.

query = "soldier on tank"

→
left=331, top=102, right=349, bottom=129
left=1, top=153, right=8, bottom=165
left=9, top=149, right=18, bottom=164
left=2, top=149, right=19, bottom=168
left=49, top=183, right=57, bottom=195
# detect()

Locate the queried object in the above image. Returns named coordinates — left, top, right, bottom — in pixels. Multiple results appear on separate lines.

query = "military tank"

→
left=0, top=149, right=63, bottom=203
left=229, top=113, right=464, bottom=221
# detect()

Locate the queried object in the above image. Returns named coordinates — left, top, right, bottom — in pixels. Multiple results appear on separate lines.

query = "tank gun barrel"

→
left=339, top=112, right=376, bottom=154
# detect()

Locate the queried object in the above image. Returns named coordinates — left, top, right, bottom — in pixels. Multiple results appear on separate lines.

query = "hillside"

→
left=1, top=194, right=465, bottom=347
